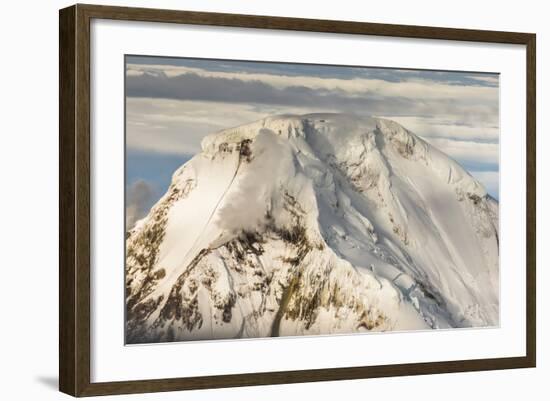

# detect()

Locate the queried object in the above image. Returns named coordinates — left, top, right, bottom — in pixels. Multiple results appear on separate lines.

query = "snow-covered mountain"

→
left=125, top=113, right=499, bottom=343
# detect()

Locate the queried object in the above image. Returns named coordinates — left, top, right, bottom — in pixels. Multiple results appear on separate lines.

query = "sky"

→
left=125, top=55, right=499, bottom=229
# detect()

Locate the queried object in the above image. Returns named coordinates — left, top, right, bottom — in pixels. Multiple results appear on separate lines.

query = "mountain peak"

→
left=199, top=113, right=484, bottom=197
left=202, top=113, right=378, bottom=151
left=127, top=113, right=499, bottom=343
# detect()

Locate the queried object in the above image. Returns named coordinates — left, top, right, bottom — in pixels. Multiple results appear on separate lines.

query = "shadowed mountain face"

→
left=125, top=113, right=499, bottom=344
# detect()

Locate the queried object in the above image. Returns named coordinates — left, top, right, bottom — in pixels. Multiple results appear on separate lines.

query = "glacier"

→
left=125, top=113, right=499, bottom=343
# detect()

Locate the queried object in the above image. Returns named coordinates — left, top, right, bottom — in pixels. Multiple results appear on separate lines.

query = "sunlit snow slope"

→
left=125, top=113, right=499, bottom=343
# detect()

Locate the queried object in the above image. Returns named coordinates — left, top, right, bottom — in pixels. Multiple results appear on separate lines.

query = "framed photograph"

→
left=59, top=4, right=536, bottom=397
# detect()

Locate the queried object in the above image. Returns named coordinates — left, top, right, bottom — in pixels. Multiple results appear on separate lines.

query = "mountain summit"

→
left=125, top=113, right=499, bottom=343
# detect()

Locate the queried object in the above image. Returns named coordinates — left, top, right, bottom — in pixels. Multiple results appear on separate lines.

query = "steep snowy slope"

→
left=125, top=113, right=499, bottom=343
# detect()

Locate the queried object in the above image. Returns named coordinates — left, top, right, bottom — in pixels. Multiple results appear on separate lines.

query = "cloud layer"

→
left=125, top=57, right=499, bottom=198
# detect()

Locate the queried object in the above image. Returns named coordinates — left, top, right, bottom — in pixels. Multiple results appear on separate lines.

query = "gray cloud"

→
left=126, top=180, right=154, bottom=231
left=127, top=72, right=351, bottom=109
left=125, top=71, right=496, bottom=124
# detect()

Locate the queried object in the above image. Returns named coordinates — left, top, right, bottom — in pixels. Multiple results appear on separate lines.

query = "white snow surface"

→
left=125, top=113, right=499, bottom=343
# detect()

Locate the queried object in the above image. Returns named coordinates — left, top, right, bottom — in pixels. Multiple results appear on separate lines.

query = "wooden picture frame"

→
left=59, top=3, right=536, bottom=397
